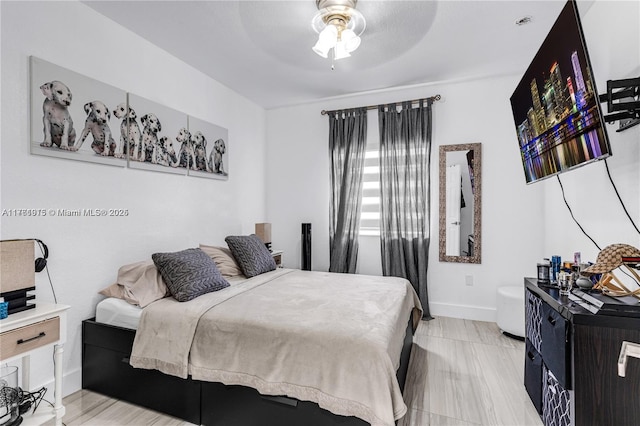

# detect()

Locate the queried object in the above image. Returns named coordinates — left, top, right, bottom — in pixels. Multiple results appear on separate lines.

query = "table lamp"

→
left=255, top=223, right=272, bottom=252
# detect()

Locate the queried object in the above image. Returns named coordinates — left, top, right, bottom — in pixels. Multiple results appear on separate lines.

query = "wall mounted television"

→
left=510, top=0, right=611, bottom=184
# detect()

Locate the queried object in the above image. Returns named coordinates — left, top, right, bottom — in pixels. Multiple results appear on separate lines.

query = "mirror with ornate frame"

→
left=438, top=143, right=482, bottom=263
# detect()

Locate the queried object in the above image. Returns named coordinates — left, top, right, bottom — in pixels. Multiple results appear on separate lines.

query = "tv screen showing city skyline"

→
left=510, top=0, right=611, bottom=184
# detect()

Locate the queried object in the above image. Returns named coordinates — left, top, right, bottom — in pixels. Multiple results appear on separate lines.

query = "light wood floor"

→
left=399, top=316, right=542, bottom=426
left=50, top=317, right=542, bottom=425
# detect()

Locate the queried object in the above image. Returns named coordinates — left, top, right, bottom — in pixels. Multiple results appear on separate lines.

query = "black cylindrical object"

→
left=302, top=223, right=311, bottom=271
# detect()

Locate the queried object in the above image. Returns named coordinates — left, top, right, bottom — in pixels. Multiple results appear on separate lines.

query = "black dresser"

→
left=524, top=277, right=640, bottom=426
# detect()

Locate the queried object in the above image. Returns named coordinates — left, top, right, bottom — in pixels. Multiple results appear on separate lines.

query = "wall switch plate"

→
left=465, top=275, right=474, bottom=286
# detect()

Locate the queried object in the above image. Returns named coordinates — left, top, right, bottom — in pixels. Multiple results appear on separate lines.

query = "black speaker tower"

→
left=301, top=223, right=312, bottom=271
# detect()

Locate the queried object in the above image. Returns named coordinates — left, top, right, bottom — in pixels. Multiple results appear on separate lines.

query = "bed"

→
left=82, top=242, right=421, bottom=426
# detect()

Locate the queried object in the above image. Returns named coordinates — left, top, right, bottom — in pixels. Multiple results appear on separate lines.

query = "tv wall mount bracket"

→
left=598, top=77, right=640, bottom=132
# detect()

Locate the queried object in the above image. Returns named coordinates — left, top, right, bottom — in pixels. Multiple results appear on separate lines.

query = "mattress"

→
left=94, top=276, right=247, bottom=330
left=95, top=297, right=143, bottom=330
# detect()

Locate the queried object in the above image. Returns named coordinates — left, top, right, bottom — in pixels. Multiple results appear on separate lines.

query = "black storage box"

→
left=82, top=319, right=202, bottom=424
left=524, top=339, right=543, bottom=414
left=542, top=365, right=571, bottom=426
left=541, top=303, right=571, bottom=389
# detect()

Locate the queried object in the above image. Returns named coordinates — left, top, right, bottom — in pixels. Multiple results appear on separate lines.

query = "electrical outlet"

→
left=465, top=275, right=474, bottom=286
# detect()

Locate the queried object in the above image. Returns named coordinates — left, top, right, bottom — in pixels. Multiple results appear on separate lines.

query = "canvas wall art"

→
left=30, top=56, right=126, bottom=167
left=127, top=94, right=188, bottom=175
left=188, top=116, right=229, bottom=180
left=29, top=56, right=230, bottom=180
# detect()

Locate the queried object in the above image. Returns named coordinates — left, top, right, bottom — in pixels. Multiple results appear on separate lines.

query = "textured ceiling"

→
left=84, top=1, right=576, bottom=109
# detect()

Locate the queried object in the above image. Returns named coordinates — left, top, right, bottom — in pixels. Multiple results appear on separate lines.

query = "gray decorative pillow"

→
left=151, top=248, right=229, bottom=302
left=225, top=234, right=276, bottom=278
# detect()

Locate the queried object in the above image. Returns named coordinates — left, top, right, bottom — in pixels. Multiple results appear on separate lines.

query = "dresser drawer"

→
left=542, top=364, right=572, bottom=426
left=0, top=317, right=60, bottom=360
left=541, top=303, right=571, bottom=389
left=525, top=339, right=543, bottom=414
left=526, top=289, right=543, bottom=353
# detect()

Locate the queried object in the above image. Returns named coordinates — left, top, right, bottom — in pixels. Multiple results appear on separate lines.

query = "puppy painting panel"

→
left=188, top=116, right=229, bottom=180
left=127, top=93, right=187, bottom=175
left=30, top=56, right=126, bottom=167
left=77, top=100, right=117, bottom=156
left=113, top=100, right=142, bottom=160
left=39, top=80, right=76, bottom=150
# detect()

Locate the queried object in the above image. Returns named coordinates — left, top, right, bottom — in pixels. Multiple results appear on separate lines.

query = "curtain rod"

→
left=320, top=94, right=441, bottom=115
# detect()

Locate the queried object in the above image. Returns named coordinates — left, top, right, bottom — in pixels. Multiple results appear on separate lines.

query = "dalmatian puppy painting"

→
left=39, top=81, right=77, bottom=150
left=153, top=136, right=178, bottom=167
left=76, top=101, right=116, bottom=156
left=113, top=103, right=142, bottom=160
left=140, top=113, right=162, bottom=163
left=191, top=131, right=211, bottom=172
left=208, top=138, right=226, bottom=175
left=176, top=127, right=195, bottom=169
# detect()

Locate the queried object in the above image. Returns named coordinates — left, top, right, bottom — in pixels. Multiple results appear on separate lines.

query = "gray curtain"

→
left=378, top=100, right=433, bottom=319
left=328, top=108, right=367, bottom=273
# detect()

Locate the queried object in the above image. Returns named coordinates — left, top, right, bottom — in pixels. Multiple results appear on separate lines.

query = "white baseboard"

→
left=429, top=302, right=496, bottom=322
left=34, top=367, right=82, bottom=399
left=63, top=367, right=83, bottom=397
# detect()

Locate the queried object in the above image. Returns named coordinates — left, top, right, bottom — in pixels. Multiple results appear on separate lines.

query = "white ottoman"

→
left=496, top=286, right=525, bottom=339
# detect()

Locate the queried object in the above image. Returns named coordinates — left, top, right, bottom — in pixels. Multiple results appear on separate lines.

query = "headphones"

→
left=34, top=239, right=49, bottom=273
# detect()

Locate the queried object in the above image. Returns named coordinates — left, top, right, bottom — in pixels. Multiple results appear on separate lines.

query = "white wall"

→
left=266, top=0, right=640, bottom=322
left=1, top=1, right=267, bottom=396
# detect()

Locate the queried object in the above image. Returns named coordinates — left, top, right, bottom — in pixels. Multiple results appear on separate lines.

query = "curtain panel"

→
left=378, top=100, right=433, bottom=319
left=328, top=108, right=367, bottom=273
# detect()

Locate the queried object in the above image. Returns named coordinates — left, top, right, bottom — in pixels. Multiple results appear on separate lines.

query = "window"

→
left=359, top=114, right=380, bottom=236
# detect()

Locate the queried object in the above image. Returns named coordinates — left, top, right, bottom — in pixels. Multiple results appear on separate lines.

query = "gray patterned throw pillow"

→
left=225, top=234, right=276, bottom=278
left=152, top=248, right=229, bottom=302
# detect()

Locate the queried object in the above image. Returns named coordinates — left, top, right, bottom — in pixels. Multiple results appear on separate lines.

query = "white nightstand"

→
left=0, top=302, right=69, bottom=426
left=271, top=250, right=283, bottom=268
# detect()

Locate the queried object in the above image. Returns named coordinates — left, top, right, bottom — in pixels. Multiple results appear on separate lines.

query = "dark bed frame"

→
left=82, top=316, right=415, bottom=426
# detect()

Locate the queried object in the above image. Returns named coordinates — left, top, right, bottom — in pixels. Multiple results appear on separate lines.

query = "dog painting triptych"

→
left=30, top=56, right=228, bottom=180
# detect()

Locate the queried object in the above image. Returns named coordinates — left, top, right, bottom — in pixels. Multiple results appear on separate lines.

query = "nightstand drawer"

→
left=0, top=316, right=60, bottom=360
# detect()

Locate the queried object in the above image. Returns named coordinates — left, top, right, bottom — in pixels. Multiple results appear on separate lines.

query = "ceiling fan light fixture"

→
left=311, top=0, right=365, bottom=64
left=312, top=42, right=330, bottom=58
left=334, top=41, right=351, bottom=60
left=319, top=24, right=338, bottom=44
left=312, top=25, right=338, bottom=57
left=340, top=28, right=360, bottom=52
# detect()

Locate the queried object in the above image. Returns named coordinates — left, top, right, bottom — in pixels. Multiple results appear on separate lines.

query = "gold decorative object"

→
left=583, top=244, right=640, bottom=299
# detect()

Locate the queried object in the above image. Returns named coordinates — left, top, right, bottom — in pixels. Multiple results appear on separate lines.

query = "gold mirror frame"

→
left=438, top=143, right=482, bottom=263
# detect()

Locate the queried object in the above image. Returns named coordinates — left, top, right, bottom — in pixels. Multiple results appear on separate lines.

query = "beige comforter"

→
left=130, top=268, right=422, bottom=426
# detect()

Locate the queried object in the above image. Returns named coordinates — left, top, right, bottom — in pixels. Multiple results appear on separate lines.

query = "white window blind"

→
left=359, top=112, right=380, bottom=236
